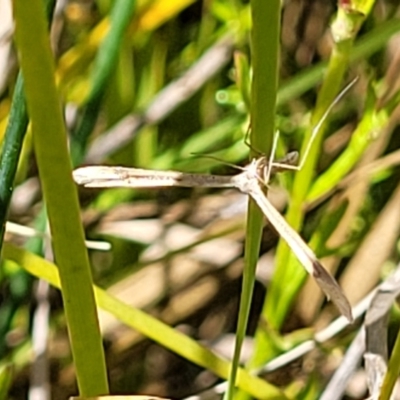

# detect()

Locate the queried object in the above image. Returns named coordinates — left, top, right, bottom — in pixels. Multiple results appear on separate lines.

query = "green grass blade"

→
left=0, top=75, right=29, bottom=248
left=2, top=242, right=289, bottom=400
left=227, top=1, right=280, bottom=400
left=12, top=0, right=108, bottom=395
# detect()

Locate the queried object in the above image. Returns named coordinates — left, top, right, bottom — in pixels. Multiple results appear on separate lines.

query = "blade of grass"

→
left=12, top=0, right=108, bottom=395
left=227, top=1, right=280, bottom=400
left=0, top=74, right=29, bottom=247
left=2, top=242, right=289, bottom=400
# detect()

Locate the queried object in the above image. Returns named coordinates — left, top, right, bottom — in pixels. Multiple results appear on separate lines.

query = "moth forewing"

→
left=246, top=182, right=353, bottom=322
left=73, top=166, right=235, bottom=189
left=73, top=166, right=194, bottom=188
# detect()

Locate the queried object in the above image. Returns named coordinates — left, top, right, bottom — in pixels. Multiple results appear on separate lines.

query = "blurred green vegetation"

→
left=1, top=0, right=400, bottom=399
